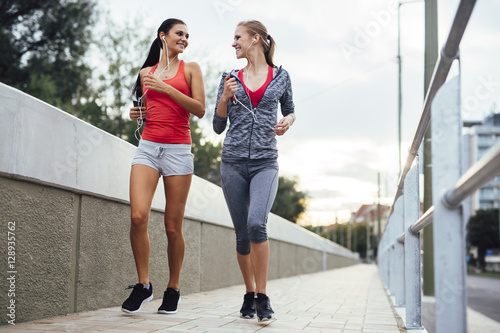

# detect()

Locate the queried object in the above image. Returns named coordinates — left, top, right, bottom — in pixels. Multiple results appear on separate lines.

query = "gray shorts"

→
left=131, top=139, right=193, bottom=176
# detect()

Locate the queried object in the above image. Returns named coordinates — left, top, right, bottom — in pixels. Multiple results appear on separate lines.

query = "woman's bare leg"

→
left=129, top=164, right=160, bottom=284
left=162, top=174, right=192, bottom=289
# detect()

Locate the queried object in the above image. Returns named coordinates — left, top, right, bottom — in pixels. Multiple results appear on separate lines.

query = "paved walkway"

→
left=0, top=265, right=403, bottom=332
left=4, top=264, right=499, bottom=333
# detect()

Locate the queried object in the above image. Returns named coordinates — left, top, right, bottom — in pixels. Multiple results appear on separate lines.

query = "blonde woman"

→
left=213, top=20, right=295, bottom=321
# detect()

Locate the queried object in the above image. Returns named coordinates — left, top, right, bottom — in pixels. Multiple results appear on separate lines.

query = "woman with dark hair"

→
left=121, top=18, right=205, bottom=315
left=213, top=20, right=295, bottom=322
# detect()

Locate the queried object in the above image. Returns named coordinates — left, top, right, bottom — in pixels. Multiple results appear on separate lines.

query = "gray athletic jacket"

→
left=213, top=66, right=295, bottom=160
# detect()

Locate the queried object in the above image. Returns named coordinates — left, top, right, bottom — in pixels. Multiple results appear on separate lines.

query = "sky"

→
left=96, top=0, right=500, bottom=226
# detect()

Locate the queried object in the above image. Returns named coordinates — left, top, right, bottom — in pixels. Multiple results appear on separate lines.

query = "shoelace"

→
left=258, top=296, right=272, bottom=310
left=126, top=284, right=148, bottom=301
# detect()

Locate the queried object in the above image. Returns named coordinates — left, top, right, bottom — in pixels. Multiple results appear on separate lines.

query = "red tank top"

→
left=238, top=66, right=273, bottom=107
left=141, top=60, right=192, bottom=144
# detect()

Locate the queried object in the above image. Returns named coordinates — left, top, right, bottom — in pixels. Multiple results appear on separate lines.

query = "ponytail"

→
left=132, top=18, right=186, bottom=100
left=132, top=38, right=161, bottom=100
left=264, top=34, right=276, bottom=68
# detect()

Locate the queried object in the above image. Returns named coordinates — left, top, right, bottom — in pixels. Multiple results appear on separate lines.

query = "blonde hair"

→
left=238, top=20, right=276, bottom=67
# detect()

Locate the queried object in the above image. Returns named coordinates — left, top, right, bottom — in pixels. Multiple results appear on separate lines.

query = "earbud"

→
left=162, top=36, right=166, bottom=42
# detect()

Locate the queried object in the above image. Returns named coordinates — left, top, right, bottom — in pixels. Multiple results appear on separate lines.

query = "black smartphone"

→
left=132, top=101, right=145, bottom=121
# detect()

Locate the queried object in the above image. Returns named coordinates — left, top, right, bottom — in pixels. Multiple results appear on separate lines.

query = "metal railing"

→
left=389, top=0, right=478, bottom=212
left=376, top=0, right=500, bottom=332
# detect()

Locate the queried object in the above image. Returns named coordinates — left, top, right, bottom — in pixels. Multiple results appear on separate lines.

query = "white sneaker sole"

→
left=257, top=314, right=274, bottom=322
left=120, top=294, right=153, bottom=314
left=240, top=313, right=255, bottom=319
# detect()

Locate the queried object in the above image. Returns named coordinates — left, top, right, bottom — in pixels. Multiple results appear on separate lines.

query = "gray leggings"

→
left=220, top=158, right=279, bottom=255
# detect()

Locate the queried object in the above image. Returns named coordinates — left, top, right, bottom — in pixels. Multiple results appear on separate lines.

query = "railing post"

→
left=431, top=76, right=467, bottom=333
left=382, top=235, right=390, bottom=286
left=385, top=229, right=390, bottom=290
left=378, top=235, right=385, bottom=285
left=394, top=196, right=405, bottom=307
left=385, top=238, right=390, bottom=289
left=404, top=165, right=423, bottom=329
left=389, top=215, right=396, bottom=295
left=385, top=237, right=390, bottom=288
left=382, top=236, right=390, bottom=289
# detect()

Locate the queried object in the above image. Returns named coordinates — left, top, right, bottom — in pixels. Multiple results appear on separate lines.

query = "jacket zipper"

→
left=231, top=68, right=281, bottom=159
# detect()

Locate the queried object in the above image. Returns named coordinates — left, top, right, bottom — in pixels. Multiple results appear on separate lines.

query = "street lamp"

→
left=397, top=2, right=402, bottom=175
left=397, top=0, right=424, bottom=176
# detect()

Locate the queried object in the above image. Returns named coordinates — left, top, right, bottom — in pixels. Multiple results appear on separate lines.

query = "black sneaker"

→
left=121, top=283, right=153, bottom=314
left=158, top=287, right=181, bottom=314
left=240, top=292, right=256, bottom=319
left=255, top=293, right=274, bottom=322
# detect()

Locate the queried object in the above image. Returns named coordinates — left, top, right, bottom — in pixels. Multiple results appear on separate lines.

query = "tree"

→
left=467, top=209, right=499, bottom=270
left=0, top=0, right=113, bottom=139
left=271, top=176, right=307, bottom=223
left=92, top=12, right=151, bottom=143
left=0, top=0, right=96, bottom=106
left=187, top=61, right=224, bottom=185
left=352, top=223, right=368, bottom=258
left=190, top=119, right=222, bottom=185
left=0, top=1, right=143, bottom=142
left=317, top=222, right=376, bottom=259
left=321, top=224, right=348, bottom=247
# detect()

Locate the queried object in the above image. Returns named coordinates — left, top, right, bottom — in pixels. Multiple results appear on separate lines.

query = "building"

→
left=462, top=112, right=500, bottom=214
left=351, top=204, right=391, bottom=238
left=485, top=251, right=500, bottom=273
left=463, top=112, right=500, bottom=273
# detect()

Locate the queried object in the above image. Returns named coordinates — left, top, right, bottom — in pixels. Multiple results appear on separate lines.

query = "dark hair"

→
left=238, top=20, right=276, bottom=68
left=132, top=18, right=186, bottom=100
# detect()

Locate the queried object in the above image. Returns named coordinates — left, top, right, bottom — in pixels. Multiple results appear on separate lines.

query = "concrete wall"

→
left=0, top=83, right=358, bottom=324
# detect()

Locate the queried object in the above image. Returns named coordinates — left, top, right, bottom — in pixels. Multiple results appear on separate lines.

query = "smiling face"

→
left=232, top=25, right=256, bottom=59
left=160, top=23, right=189, bottom=53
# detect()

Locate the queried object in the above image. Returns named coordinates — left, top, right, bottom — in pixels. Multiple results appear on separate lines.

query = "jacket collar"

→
left=229, top=65, right=282, bottom=81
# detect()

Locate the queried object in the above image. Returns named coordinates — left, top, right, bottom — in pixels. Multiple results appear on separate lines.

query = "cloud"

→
left=278, top=137, right=399, bottom=225
left=308, top=188, right=343, bottom=199
left=323, top=161, right=379, bottom=184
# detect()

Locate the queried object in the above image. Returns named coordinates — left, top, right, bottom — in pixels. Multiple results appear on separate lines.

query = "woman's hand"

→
left=221, top=75, right=238, bottom=103
left=129, top=106, right=147, bottom=121
left=143, top=74, right=169, bottom=94
left=274, top=115, right=294, bottom=136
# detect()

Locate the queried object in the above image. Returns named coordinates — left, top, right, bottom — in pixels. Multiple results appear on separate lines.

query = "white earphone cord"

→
left=233, top=96, right=258, bottom=121
left=234, top=38, right=258, bottom=122
left=134, top=37, right=178, bottom=141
